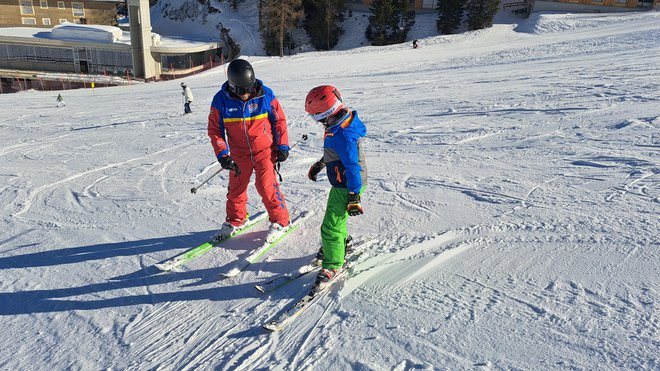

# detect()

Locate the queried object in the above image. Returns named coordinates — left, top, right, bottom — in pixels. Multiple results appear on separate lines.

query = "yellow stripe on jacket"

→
left=222, top=113, right=269, bottom=124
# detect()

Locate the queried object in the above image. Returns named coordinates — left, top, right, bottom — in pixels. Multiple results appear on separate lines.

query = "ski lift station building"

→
left=0, top=0, right=225, bottom=88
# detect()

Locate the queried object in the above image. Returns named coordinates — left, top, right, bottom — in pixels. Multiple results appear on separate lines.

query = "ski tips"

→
left=154, top=262, right=173, bottom=271
left=154, top=263, right=167, bottom=271
left=263, top=322, right=282, bottom=332
left=219, top=268, right=242, bottom=278
left=219, top=260, right=249, bottom=278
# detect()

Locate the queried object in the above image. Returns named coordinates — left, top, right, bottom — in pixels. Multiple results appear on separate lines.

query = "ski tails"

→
left=154, top=212, right=268, bottom=271
left=218, top=211, right=314, bottom=278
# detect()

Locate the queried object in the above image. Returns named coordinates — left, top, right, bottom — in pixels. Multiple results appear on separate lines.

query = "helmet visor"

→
left=309, top=99, right=343, bottom=122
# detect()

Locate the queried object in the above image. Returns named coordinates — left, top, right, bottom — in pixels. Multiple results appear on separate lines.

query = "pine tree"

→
left=437, top=0, right=464, bottom=35
left=303, top=0, right=345, bottom=50
left=261, top=0, right=304, bottom=56
left=398, top=0, right=415, bottom=43
left=465, top=0, right=499, bottom=31
left=366, top=0, right=415, bottom=46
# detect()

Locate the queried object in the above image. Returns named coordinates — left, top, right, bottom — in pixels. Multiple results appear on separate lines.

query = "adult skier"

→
left=208, top=59, right=291, bottom=242
left=304, top=85, right=367, bottom=292
left=56, top=94, right=65, bottom=107
left=181, top=82, right=193, bottom=114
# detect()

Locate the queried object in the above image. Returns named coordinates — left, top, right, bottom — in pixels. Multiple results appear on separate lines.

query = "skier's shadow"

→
left=0, top=230, right=253, bottom=315
left=0, top=230, right=314, bottom=316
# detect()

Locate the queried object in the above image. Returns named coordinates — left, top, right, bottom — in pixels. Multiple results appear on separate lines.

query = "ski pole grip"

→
left=290, top=134, right=308, bottom=150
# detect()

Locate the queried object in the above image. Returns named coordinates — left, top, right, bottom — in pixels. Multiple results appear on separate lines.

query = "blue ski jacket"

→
left=322, top=110, right=367, bottom=194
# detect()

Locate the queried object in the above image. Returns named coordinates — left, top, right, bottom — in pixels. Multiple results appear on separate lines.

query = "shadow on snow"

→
left=0, top=230, right=313, bottom=315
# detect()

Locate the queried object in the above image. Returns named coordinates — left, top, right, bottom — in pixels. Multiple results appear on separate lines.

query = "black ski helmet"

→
left=227, top=59, right=255, bottom=95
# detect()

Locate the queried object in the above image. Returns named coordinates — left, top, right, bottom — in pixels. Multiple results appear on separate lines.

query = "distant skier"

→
left=207, top=58, right=291, bottom=241
left=56, top=94, right=66, bottom=107
left=304, top=85, right=367, bottom=293
left=181, top=82, right=193, bottom=114
left=412, top=39, right=419, bottom=49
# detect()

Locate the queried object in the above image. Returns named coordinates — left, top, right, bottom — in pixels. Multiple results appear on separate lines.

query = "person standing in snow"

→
left=304, top=85, right=367, bottom=292
left=56, top=94, right=66, bottom=107
left=181, top=82, right=193, bottom=114
left=207, top=58, right=291, bottom=242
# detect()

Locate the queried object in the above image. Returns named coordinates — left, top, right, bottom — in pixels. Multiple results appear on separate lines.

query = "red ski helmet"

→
left=305, top=85, right=344, bottom=122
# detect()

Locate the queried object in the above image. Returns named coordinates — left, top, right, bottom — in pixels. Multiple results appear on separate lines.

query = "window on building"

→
left=57, top=1, right=65, bottom=9
left=19, top=0, right=35, bottom=15
left=21, top=17, right=37, bottom=25
left=42, top=17, right=51, bottom=25
left=40, top=0, right=48, bottom=8
left=59, top=18, right=68, bottom=23
left=616, top=0, right=627, bottom=3
left=72, top=2, right=84, bottom=17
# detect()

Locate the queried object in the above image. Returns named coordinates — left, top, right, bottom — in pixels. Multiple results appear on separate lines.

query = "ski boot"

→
left=311, top=268, right=341, bottom=294
left=265, top=221, right=290, bottom=244
left=313, top=235, right=353, bottom=266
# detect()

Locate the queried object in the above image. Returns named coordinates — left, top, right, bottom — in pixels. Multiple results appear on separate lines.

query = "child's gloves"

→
left=347, top=193, right=364, bottom=216
left=307, top=159, right=325, bottom=181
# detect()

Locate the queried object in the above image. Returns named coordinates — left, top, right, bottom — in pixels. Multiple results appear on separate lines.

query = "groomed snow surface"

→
left=1, top=11, right=659, bottom=370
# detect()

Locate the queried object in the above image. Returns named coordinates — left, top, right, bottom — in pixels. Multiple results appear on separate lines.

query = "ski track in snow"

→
left=1, top=11, right=659, bottom=370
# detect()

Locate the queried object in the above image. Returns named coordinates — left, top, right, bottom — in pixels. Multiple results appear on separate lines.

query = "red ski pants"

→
left=225, top=152, right=289, bottom=227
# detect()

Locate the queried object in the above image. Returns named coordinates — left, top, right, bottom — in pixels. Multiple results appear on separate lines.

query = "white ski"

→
left=262, top=250, right=366, bottom=332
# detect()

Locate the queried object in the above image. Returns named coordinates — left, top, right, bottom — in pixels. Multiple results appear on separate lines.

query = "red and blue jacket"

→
left=208, top=79, right=289, bottom=161
left=323, top=110, right=367, bottom=194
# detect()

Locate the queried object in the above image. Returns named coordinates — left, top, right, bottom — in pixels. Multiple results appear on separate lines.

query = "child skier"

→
left=208, top=59, right=291, bottom=242
left=304, top=85, right=367, bottom=292
left=181, top=82, right=193, bottom=114
left=56, top=94, right=65, bottom=107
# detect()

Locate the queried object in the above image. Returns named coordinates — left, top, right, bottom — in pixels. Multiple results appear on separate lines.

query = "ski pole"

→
left=192, top=135, right=307, bottom=194
left=190, top=167, right=224, bottom=194
left=290, top=134, right=308, bottom=150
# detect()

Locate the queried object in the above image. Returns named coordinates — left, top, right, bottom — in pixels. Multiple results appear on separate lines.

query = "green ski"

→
left=154, top=212, right=268, bottom=271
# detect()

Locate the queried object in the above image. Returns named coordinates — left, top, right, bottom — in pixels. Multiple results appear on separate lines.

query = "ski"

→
left=154, top=212, right=268, bottom=271
left=262, top=250, right=366, bottom=332
left=218, top=211, right=314, bottom=278
left=255, top=237, right=363, bottom=294
left=255, top=261, right=320, bottom=294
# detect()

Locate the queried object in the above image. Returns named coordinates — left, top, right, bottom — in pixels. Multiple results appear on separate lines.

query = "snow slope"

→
left=1, top=11, right=659, bottom=370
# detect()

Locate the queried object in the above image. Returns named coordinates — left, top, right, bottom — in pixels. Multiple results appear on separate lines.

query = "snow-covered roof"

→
left=51, top=23, right=123, bottom=44
left=0, top=25, right=217, bottom=52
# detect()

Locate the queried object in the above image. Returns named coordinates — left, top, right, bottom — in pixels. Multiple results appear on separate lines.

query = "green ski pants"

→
left=320, top=186, right=365, bottom=269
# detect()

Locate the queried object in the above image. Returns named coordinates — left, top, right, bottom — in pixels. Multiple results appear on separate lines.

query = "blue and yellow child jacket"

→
left=322, top=110, right=367, bottom=194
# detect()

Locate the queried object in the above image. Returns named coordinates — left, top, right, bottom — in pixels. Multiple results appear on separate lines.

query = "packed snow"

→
left=1, top=10, right=659, bottom=370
